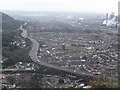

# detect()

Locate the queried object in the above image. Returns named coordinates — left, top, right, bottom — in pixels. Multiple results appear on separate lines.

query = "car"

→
left=93, top=72, right=101, bottom=75
left=74, top=70, right=76, bottom=72
left=82, top=73, right=85, bottom=75
left=37, top=60, right=40, bottom=62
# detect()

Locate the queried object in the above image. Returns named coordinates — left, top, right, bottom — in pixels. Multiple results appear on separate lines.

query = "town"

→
left=1, top=11, right=119, bottom=89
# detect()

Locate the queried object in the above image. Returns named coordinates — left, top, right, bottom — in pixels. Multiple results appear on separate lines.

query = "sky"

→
left=0, top=0, right=119, bottom=13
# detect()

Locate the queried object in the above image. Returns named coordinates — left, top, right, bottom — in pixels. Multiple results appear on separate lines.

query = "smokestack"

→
left=109, top=12, right=115, bottom=20
left=106, top=13, right=108, bottom=25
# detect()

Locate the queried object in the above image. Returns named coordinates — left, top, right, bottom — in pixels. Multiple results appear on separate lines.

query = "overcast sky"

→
left=0, top=0, right=119, bottom=13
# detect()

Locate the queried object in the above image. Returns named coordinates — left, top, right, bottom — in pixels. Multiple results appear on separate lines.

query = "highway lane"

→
left=20, top=25, right=94, bottom=77
left=20, top=26, right=27, bottom=38
left=0, top=69, right=33, bottom=72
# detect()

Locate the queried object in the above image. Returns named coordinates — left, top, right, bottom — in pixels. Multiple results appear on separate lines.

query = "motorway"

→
left=20, top=25, right=94, bottom=77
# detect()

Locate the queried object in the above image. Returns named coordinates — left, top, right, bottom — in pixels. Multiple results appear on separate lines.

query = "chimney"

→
left=106, top=13, right=108, bottom=25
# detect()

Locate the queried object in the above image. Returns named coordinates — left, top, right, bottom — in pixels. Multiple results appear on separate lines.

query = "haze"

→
left=0, top=0, right=119, bottom=13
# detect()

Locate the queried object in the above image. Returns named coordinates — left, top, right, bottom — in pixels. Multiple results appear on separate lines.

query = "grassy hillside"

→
left=2, top=12, right=32, bottom=68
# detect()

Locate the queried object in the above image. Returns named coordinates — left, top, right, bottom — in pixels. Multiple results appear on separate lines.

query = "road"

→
left=1, top=69, right=33, bottom=72
left=20, top=25, right=94, bottom=77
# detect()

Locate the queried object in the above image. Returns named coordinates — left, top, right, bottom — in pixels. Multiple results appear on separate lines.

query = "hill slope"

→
left=1, top=12, right=32, bottom=68
left=2, top=12, right=21, bottom=31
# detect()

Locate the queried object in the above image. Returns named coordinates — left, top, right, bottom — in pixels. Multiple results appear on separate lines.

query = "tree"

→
left=62, top=45, right=66, bottom=51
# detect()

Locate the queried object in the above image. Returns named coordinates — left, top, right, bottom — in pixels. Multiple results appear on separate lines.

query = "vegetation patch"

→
left=89, top=76, right=118, bottom=88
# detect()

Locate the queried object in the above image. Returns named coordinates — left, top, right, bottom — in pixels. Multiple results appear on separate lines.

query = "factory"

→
left=103, top=12, right=118, bottom=27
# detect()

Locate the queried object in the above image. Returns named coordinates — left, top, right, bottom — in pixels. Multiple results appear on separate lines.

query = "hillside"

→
left=2, top=12, right=22, bottom=31
left=2, top=12, right=22, bottom=47
left=2, top=12, right=32, bottom=68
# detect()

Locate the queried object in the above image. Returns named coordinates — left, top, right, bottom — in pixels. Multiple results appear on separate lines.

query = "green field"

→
left=39, top=32, right=55, bottom=34
left=66, top=46, right=95, bottom=51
